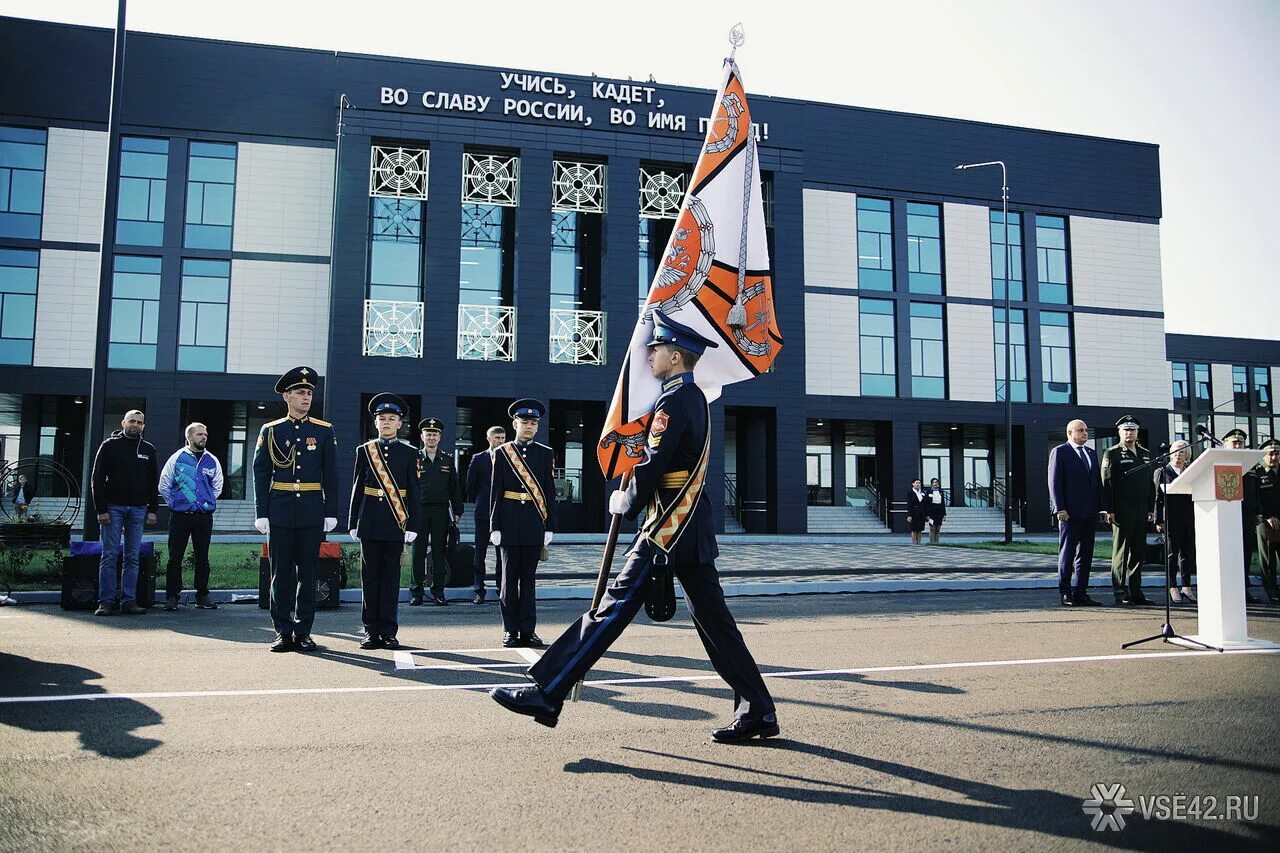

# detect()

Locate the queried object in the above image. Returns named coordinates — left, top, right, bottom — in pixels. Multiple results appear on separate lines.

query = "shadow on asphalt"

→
left=557, top=743, right=1268, bottom=848
left=0, top=653, right=163, bottom=759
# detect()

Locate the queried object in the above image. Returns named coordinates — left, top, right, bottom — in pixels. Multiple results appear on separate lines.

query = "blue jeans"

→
left=99, top=504, right=146, bottom=604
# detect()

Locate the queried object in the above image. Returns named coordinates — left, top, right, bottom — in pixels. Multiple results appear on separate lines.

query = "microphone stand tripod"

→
left=1122, top=438, right=1221, bottom=651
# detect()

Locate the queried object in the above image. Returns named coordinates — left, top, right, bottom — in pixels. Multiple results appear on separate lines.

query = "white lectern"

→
left=1167, top=448, right=1278, bottom=650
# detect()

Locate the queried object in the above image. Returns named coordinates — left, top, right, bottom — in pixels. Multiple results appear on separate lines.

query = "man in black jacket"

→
left=465, top=425, right=505, bottom=604
left=91, top=410, right=159, bottom=615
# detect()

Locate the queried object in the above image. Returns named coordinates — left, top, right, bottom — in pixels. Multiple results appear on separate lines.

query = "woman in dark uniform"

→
left=906, top=477, right=927, bottom=545
left=926, top=477, right=947, bottom=544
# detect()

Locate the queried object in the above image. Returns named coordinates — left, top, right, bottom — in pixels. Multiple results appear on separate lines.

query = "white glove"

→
left=404, top=531, right=418, bottom=544
left=544, top=532, right=553, bottom=546
left=254, top=518, right=270, bottom=535
left=323, top=517, right=337, bottom=533
left=608, top=489, right=628, bottom=516
left=349, top=529, right=359, bottom=542
left=489, top=530, right=502, bottom=546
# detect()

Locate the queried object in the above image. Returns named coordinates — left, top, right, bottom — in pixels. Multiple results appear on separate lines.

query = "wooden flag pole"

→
left=570, top=469, right=633, bottom=702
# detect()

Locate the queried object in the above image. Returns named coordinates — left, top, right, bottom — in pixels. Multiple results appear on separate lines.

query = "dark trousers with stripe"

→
left=361, top=538, right=403, bottom=637
left=1057, top=518, right=1096, bottom=598
left=528, top=540, right=775, bottom=720
left=269, top=525, right=321, bottom=638
left=499, top=545, right=539, bottom=635
left=473, top=516, right=502, bottom=594
left=410, top=504, right=451, bottom=596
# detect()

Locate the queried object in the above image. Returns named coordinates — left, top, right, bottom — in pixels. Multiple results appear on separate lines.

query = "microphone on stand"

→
left=1196, top=424, right=1223, bottom=447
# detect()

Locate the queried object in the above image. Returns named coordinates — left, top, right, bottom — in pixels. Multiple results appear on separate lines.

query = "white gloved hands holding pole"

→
left=608, top=490, right=628, bottom=516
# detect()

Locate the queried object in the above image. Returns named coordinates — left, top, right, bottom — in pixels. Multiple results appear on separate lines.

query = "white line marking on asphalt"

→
left=515, top=648, right=542, bottom=664
left=1, top=647, right=1276, bottom=705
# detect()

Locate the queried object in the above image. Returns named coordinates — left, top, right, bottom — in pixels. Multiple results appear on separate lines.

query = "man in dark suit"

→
left=1048, top=418, right=1107, bottom=606
left=488, top=400, right=556, bottom=648
left=490, top=311, right=778, bottom=744
left=465, top=425, right=505, bottom=604
left=348, top=394, right=421, bottom=649
left=252, top=366, right=339, bottom=653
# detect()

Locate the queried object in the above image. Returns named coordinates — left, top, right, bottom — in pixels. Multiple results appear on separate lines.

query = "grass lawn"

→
left=940, top=540, right=1114, bottom=559
left=0, top=543, right=372, bottom=592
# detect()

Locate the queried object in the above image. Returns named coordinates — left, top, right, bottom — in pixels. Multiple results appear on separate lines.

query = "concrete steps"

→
left=807, top=506, right=888, bottom=534
left=932, top=506, right=1026, bottom=535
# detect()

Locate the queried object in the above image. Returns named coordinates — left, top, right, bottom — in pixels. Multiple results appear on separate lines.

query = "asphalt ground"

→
left=2, top=590, right=1279, bottom=851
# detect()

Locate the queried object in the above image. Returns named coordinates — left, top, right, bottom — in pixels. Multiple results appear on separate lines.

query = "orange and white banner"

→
left=597, top=57, right=783, bottom=479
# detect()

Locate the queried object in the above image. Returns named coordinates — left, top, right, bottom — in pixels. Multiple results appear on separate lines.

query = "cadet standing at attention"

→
left=253, top=367, right=339, bottom=653
left=1101, top=414, right=1155, bottom=605
left=348, top=394, right=421, bottom=649
left=1248, top=439, right=1280, bottom=603
left=410, top=417, right=463, bottom=606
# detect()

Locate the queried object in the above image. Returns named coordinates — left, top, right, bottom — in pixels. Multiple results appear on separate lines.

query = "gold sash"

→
left=364, top=439, right=408, bottom=531
left=499, top=443, right=549, bottom=524
left=641, top=401, right=711, bottom=554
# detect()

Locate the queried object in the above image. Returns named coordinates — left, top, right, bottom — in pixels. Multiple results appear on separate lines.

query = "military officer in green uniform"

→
left=1225, top=428, right=1259, bottom=602
left=1101, top=414, right=1155, bottom=605
left=252, top=366, right=339, bottom=653
left=1246, top=438, right=1280, bottom=603
left=410, top=417, right=463, bottom=606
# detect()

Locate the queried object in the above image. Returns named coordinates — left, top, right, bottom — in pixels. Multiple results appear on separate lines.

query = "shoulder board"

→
left=397, top=439, right=415, bottom=447
left=309, top=417, right=332, bottom=428
left=263, top=417, right=288, bottom=429
left=534, top=442, right=553, bottom=452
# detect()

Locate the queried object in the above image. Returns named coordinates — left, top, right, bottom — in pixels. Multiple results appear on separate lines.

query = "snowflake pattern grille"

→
left=639, top=168, right=686, bottom=219
left=370, top=146, right=429, bottom=199
left=457, top=304, right=516, bottom=361
left=462, top=154, right=519, bottom=206
left=552, top=161, right=605, bottom=213
left=363, top=300, right=424, bottom=358
left=550, top=309, right=606, bottom=365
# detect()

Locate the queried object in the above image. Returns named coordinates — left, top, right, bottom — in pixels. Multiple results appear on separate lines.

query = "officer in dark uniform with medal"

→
left=488, top=399, right=556, bottom=648
left=410, top=417, right=463, bottom=606
left=1247, top=438, right=1280, bottom=603
left=348, top=394, right=421, bottom=649
left=252, top=366, right=339, bottom=652
left=491, top=311, right=778, bottom=743
left=1101, top=414, right=1155, bottom=605
left=1226, top=428, right=1259, bottom=602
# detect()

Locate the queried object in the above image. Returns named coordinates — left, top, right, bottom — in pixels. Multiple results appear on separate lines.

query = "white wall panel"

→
left=1073, top=313, right=1170, bottom=409
left=802, top=189, right=857, bottom=290
left=1211, top=363, right=1234, bottom=413
left=41, top=128, right=107, bottom=245
left=946, top=303, right=995, bottom=401
left=233, top=142, right=335, bottom=256
left=942, top=202, right=991, bottom=300
left=1069, top=216, right=1163, bottom=312
left=804, top=292, right=858, bottom=396
left=33, top=249, right=100, bottom=368
left=226, top=260, right=330, bottom=375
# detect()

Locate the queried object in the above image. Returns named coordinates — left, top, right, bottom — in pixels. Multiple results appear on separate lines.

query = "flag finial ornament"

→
left=728, top=23, right=745, bottom=57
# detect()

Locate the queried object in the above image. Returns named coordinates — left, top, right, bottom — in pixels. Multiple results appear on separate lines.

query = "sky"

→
left=3, top=0, right=1277, bottom=341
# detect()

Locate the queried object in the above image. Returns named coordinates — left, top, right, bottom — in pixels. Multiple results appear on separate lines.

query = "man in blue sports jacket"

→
left=491, top=311, right=778, bottom=744
left=253, top=366, right=339, bottom=653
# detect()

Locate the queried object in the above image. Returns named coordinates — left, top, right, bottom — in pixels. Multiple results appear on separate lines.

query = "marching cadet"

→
left=1102, top=414, right=1155, bottom=605
left=252, top=366, right=339, bottom=653
left=491, top=311, right=778, bottom=743
left=488, top=399, right=556, bottom=648
left=348, top=395, right=421, bottom=649
left=1247, top=438, right=1280, bottom=604
left=1226, top=428, right=1259, bottom=602
left=410, top=417, right=463, bottom=606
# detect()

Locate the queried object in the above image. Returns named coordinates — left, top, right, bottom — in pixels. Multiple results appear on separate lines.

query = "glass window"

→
left=906, top=202, right=942, bottom=294
left=1193, top=363, right=1211, bottom=405
left=551, top=210, right=602, bottom=312
left=1040, top=311, right=1073, bottom=404
left=1171, top=362, right=1189, bottom=409
left=1035, top=215, right=1069, bottom=304
left=856, top=197, right=893, bottom=291
left=0, top=126, right=47, bottom=239
left=1233, top=365, right=1250, bottom=411
left=859, top=298, right=895, bottom=397
left=184, top=141, right=236, bottom=250
left=990, top=210, right=1022, bottom=301
left=368, top=198, right=423, bottom=302
left=638, top=216, right=676, bottom=304
left=109, top=255, right=161, bottom=369
left=1252, top=366, right=1271, bottom=413
left=459, top=202, right=514, bottom=307
left=994, top=307, right=1028, bottom=403
left=117, top=137, right=168, bottom=246
left=1172, top=413, right=1189, bottom=443
left=0, top=248, right=38, bottom=365
left=909, top=302, right=945, bottom=398
left=178, top=258, right=229, bottom=372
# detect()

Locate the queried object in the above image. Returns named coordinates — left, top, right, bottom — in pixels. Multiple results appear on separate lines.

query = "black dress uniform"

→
left=1153, top=450, right=1195, bottom=591
left=252, top=366, right=338, bottom=648
left=489, top=399, right=557, bottom=644
left=507, top=312, right=776, bottom=741
left=1247, top=440, right=1280, bottom=602
left=410, top=418, right=463, bottom=605
left=348, top=395, right=421, bottom=645
left=1227, top=428, right=1258, bottom=596
left=1102, top=415, right=1155, bottom=603
left=465, top=447, right=502, bottom=600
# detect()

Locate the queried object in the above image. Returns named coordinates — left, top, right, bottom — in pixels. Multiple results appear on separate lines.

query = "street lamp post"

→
left=956, top=160, right=1014, bottom=544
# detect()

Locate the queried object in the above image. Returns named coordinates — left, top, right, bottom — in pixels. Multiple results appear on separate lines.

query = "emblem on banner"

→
left=1214, top=465, right=1243, bottom=502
